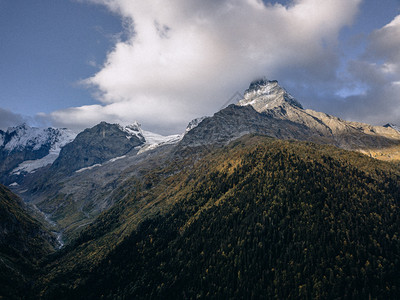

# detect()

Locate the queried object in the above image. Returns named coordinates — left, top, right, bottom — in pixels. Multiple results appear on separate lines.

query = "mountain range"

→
left=1, top=78, right=400, bottom=299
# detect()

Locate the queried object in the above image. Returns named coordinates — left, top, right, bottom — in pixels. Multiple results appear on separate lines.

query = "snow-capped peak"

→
left=121, top=122, right=146, bottom=143
left=238, top=78, right=303, bottom=112
left=6, top=124, right=77, bottom=175
left=185, top=116, right=208, bottom=133
left=3, top=124, right=75, bottom=152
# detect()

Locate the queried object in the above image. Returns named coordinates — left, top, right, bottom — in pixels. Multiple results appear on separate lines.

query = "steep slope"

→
left=36, top=135, right=400, bottom=299
left=180, top=104, right=323, bottom=147
left=0, top=184, right=55, bottom=299
left=50, top=122, right=145, bottom=175
left=9, top=78, right=400, bottom=250
left=238, top=79, right=400, bottom=152
left=16, top=122, right=180, bottom=242
left=180, top=79, right=400, bottom=160
left=0, top=124, right=76, bottom=184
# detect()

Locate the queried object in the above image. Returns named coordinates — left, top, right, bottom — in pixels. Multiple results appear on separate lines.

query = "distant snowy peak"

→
left=185, top=116, right=208, bottom=133
left=137, top=130, right=182, bottom=155
left=1, top=124, right=77, bottom=177
left=121, top=121, right=146, bottom=143
left=2, top=123, right=76, bottom=153
left=123, top=121, right=182, bottom=149
left=238, top=78, right=303, bottom=112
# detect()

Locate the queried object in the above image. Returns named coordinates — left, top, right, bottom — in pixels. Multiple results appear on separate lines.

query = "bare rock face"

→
left=237, top=79, right=400, bottom=150
left=51, top=122, right=145, bottom=175
left=182, top=78, right=400, bottom=153
left=180, top=104, right=318, bottom=147
left=239, top=79, right=303, bottom=110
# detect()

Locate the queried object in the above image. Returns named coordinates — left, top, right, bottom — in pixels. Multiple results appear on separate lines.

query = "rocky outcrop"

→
left=180, top=104, right=320, bottom=147
left=50, top=122, right=145, bottom=175
left=182, top=78, right=400, bottom=152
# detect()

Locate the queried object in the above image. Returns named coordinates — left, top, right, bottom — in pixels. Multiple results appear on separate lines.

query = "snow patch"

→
left=4, top=124, right=76, bottom=152
left=121, top=121, right=145, bottom=142
left=75, top=164, right=102, bottom=173
left=11, top=154, right=59, bottom=175
left=185, top=116, right=207, bottom=133
left=9, top=125, right=77, bottom=174
left=137, top=131, right=182, bottom=154
left=9, top=182, right=18, bottom=187
left=109, top=155, right=126, bottom=163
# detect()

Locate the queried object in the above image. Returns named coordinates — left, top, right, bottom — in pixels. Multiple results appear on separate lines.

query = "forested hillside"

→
left=36, top=135, right=400, bottom=299
left=0, top=184, right=55, bottom=299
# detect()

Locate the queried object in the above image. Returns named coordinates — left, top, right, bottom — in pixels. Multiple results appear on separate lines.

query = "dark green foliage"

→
left=39, top=136, right=400, bottom=299
left=0, top=184, right=55, bottom=299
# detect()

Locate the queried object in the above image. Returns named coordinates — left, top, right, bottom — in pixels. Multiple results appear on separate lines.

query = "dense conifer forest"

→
left=0, top=185, right=54, bottom=299
left=33, top=135, right=400, bottom=299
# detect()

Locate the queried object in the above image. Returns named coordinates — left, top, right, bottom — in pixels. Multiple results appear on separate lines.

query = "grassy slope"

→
left=37, top=135, right=400, bottom=299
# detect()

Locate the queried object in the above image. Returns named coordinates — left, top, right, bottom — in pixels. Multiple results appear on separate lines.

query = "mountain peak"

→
left=238, top=78, right=303, bottom=111
left=7, top=122, right=31, bottom=134
left=122, top=122, right=145, bottom=143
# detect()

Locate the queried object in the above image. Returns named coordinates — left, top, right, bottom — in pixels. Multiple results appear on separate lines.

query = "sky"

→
left=0, top=0, right=400, bottom=134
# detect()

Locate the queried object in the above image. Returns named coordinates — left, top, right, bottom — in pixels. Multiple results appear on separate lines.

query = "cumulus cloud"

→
left=46, top=0, right=361, bottom=134
left=0, top=108, right=27, bottom=131
left=326, top=15, right=400, bottom=125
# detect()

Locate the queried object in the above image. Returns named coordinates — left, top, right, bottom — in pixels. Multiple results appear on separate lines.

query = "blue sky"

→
left=0, top=0, right=122, bottom=116
left=0, top=0, right=400, bottom=134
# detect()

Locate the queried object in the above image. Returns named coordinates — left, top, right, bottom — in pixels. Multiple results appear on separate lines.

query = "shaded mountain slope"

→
left=238, top=79, right=400, bottom=152
left=36, top=135, right=400, bottom=299
left=0, top=184, right=55, bottom=299
left=50, top=122, right=144, bottom=175
left=13, top=79, right=400, bottom=247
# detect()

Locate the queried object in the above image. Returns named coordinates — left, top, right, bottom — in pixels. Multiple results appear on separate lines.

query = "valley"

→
left=1, top=79, right=400, bottom=299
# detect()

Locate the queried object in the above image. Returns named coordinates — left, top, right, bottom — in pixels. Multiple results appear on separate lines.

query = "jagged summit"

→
left=238, top=78, right=303, bottom=111
left=182, top=77, right=400, bottom=154
left=1, top=123, right=76, bottom=152
left=121, top=121, right=146, bottom=143
left=0, top=124, right=76, bottom=183
left=50, top=122, right=145, bottom=174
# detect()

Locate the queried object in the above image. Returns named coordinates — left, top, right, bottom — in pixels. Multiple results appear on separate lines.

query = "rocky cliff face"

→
left=239, top=79, right=303, bottom=110
left=180, top=104, right=317, bottom=147
left=182, top=79, right=400, bottom=154
left=238, top=79, right=400, bottom=150
left=50, top=122, right=145, bottom=175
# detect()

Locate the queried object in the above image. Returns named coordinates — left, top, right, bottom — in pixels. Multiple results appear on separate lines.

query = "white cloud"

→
left=0, top=108, right=27, bottom=131
left=46, top=0, right=361, bottom=134
left=328, top=14, right=400, bottom=125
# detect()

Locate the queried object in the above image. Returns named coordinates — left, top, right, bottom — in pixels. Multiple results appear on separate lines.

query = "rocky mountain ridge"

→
left=5, top=78, right=400, bottom=243
left=0, top=124, right=76, bottom=184
left=182, top=79, right=400, bottom=155
left=49, top=121, right=145, bottom=175
left=2, top=78, right=400, bottom=298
